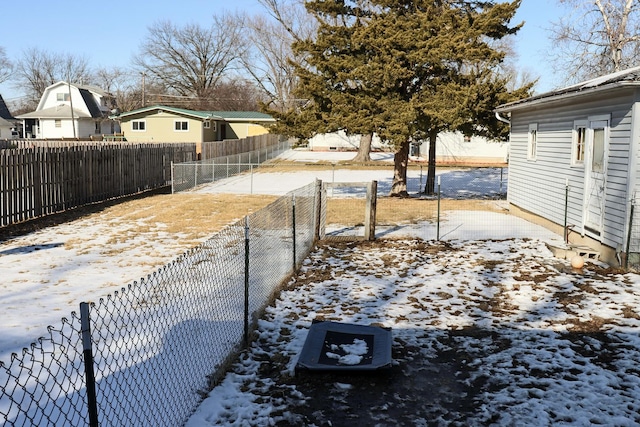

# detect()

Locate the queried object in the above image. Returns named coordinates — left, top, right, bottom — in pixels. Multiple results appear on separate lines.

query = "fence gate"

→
left=321, top=181, right=377, bottom=241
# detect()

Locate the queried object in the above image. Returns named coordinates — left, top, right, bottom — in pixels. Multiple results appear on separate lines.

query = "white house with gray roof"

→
left=15, top=81, right=119, bottom=139
left=496, top=66, right=640, bottom=267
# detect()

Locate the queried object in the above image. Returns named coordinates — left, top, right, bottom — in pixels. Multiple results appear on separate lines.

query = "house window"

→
left=55, top=119, right=61, bottom=128
left=175, top=120, right=189, bottom=131
left=527, top=123, right=538, bottom=160
left=132, top=120, right=146, bottom=131
left=204, top=120, right=210, bottom=129
left=571, top=120, right=587, bottom=166
left=592, top=127, right=605, bottom=172
left=56, top=93, right=70, bottom=102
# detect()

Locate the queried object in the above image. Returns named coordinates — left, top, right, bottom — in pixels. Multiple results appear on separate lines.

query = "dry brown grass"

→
left=327, top=197, right=507, bottom=226
left=99, top=193, right=277, bottom=239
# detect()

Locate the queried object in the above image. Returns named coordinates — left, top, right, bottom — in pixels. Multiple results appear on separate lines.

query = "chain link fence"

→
left=1, top=180, right=321, bottom=427
left=624, top=196, right=640, bottom=271
left=171, top=140, right=292, bottom=193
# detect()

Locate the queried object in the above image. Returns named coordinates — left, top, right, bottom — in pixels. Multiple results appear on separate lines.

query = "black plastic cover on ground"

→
left=296, top=320, right=393, bottom=373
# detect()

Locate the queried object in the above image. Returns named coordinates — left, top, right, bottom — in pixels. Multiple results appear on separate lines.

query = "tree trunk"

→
left=390, top=140, right=410, bottom=197
left=351, top=133, right=372, bottom=162
left=423, top=130, right=438, bottom=195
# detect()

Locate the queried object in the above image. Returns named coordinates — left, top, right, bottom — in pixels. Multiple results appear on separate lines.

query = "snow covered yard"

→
left=188, top=238, right=640, bottom=426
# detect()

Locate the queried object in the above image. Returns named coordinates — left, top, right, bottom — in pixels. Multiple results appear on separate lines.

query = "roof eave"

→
left=496, top=81, right=640, bottom=113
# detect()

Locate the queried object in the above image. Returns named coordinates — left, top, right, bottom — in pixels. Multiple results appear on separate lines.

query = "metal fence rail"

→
left=0, top=180, right=321, bottom=427
left=171, top=140, right=291, bottom=193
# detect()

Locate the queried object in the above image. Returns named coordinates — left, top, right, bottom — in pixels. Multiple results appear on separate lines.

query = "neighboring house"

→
left=307, top=130, right=508, bottom=165
left=495, top=66, right=640, bottom=266
left=113, top=105, right=275, bottom=155
left=15, top=81, right=119, bottom=139
left=0, top=116, right=14, bottom=139
left=415, top=132, right=508, bottom=165
left=307, top=130, right=386, bottom=151
left=0, top=94, right=18, bottom=138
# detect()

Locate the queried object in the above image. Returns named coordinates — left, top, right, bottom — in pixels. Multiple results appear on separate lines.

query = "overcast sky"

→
left=0, top=0, right=564, bottom=102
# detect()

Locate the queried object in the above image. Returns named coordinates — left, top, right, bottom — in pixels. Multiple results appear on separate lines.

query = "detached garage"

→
left=496, top=66, right=640, bottom=268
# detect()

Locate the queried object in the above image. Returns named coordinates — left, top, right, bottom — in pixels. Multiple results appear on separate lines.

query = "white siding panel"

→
left=508, top=90, right=636, bottom=249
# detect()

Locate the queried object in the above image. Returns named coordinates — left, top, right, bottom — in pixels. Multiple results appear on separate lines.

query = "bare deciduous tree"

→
left=133, top=14, right=245, bottom=103
left=550, top=0, right=640, bottom=84
left=13, top=47, right=92, bottom=107
left=0, top=47, right=12, bottom=85
left=243, top=0, right=316, bottom=112
left=92, top=66, right=145, bottom=112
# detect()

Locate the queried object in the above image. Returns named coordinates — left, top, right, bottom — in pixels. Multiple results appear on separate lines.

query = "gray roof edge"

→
left=496, top=81, right=640, bottom=113
left=496, top=66, right=640, bottom=112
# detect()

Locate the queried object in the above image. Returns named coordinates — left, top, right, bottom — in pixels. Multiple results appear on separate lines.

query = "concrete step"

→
left=547, top=243, right=600, bottom=261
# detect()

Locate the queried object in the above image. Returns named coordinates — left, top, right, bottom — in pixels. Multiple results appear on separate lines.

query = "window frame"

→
left=54, top=119, right=62, bottom=128
left=174, top=120, right=189, bottom=132
left=56, top=93, right=70, bottom=102
left=131, top=120, right=146, bottom=132
left=571, top=120, right=587, bottom=167
left=527, top=123, right=538, bottom=161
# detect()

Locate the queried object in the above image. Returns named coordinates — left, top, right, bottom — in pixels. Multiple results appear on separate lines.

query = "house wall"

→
left=99, top=119, right=120, bottom=135
left=306, top=130, right=507, bottom=164
left=308, top=131, right=386, bottom=151
left=507, top=88, right=638, bottom=253
left=226, top=123, right=269, bottom=140
left=121, top=111, right=203, bottom=144
left=40, top=85, right=90, bottom=117
left=202, top=121, right=219, bottom=142
left=38, top=119, right=98, bottom=139
left=0, top=126, right=12, bottom=139
left=425, top=132, right=508, bottom=165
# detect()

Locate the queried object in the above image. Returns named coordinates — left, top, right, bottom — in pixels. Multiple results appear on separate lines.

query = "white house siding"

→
left=38, top=120, right=75, bottom=139
left=306, top=130, right=507, bottom=164
left=40, top=87, right=91, bottom=117
left=432, top=132, right=508, bottom=164
left=508, top=89, right=636, bottom=249
left=308, top=131, right=385, bottom=151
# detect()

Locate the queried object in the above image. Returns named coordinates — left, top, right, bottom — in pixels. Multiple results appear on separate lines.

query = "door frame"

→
left=582, top=114, right=610, bottom=239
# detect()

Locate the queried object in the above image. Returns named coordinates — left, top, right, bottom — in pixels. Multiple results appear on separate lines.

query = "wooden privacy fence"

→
left=201, top=134, right=281, bottom=159
left=0, top=142, right=196, bottom=227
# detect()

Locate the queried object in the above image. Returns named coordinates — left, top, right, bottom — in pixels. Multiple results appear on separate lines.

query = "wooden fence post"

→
left=365, top=180, right=378, bottom=241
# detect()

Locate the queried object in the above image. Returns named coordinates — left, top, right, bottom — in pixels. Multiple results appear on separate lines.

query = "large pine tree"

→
left=271, top=0, right=531, bottom=196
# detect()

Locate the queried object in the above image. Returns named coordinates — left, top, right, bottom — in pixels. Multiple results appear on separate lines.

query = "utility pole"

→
left=68, top=76, right=76, bottom=139
left=141, top=73, right=146, bottom=107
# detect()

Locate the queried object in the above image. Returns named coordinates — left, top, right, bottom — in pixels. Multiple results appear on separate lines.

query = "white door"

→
left=582, top=119, right=608, bottom=237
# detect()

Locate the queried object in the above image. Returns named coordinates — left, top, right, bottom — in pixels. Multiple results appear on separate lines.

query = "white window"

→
left=592, top=127, right=606, bottom=172
left=527, top=123, right=538, bottom=160
left=131, top=120, right=146, bottom=131
left=54, top=119, right=61, bottom=128
left=571, top=120, right=587, bottom=166
left=204, top=120, right=210, bottom=129
left=174, top=120, right=189, bottom=131
left=56, top=93, right=70, bottom=102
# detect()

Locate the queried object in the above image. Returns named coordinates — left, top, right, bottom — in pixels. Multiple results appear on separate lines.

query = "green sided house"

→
left=113, top=105, right=275, bottom=155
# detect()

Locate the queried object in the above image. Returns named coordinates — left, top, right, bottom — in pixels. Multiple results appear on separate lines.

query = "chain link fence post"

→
left=292, top=195, right=297, bottom=271
left=314, top=179, right=323, bottom=241
left=625, top=196, right=635, bottom=269
left=437, top=176, right=441, bottom=240
left=80, top=302, right=99, bottom=427
left=244, top=216, right=250, bottom=347
left=170, top=161, right=175, bottom=194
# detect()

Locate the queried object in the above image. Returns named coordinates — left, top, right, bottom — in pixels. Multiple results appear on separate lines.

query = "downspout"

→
left=495, top=111, right=510, bottom=124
